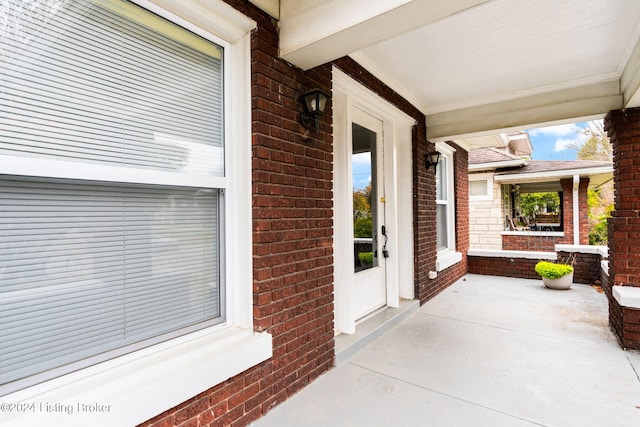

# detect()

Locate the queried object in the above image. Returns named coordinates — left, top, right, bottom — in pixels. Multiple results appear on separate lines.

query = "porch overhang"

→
left=494, top=165, right=613, bottom=189
left=261, top=0, right=640, bottom=140
left=425, top=81, right=623, bottom=142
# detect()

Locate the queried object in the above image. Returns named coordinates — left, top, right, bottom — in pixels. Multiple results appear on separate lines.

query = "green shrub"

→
left=534, top=261, right=573, bottom=279
left=358, top=252, right=373, bottom=264
left=354, top=217, right=373, bottom=238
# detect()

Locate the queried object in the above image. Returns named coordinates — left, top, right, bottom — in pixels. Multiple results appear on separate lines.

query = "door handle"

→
left=381, top=225, right=389, bottom=258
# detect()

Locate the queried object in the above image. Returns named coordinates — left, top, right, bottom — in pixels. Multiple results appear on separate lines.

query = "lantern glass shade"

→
left=302, top=89, right=329, bottom=114
left=426, top=151, right=441, bottom=169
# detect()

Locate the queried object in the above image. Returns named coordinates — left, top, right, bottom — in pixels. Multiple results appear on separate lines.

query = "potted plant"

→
left=534, top=254, right=575, bottom=290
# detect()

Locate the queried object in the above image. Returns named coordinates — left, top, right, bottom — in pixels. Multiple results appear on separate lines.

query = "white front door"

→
left=351, top=108, right=387, bottom=320
left=333, top=67, right=415, bottom=335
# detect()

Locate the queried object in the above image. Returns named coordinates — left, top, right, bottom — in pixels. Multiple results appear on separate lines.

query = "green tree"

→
left=572, top=120, right=614, bottom=244
left=577, top=121, right=612, bottom=161
left=519, top=192, right=560, bottom=219
left=353, top=183, right=374, bottom=237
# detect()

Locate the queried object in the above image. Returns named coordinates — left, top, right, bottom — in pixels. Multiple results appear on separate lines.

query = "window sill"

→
left=1, top=328, right=272, bottom=427
left=436, top=250, right=463, bottom=272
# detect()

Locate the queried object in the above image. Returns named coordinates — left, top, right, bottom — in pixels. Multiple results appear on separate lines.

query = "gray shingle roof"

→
left=468, top=147, right=522, bottom=165
left=495, top=160, right=612, bottom=176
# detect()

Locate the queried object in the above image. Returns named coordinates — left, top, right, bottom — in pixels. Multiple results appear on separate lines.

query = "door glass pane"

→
left=352, top=123, right=378, bottom=272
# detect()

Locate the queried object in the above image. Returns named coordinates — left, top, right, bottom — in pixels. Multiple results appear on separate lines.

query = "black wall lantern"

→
left=300, top=89, right=330, bottom=133
left=426, top=151, right=441, bottom=171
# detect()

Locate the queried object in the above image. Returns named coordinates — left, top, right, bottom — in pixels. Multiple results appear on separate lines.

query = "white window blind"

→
left=0, top=0, right=225, bottom=394
left=0, top=0, right=224, bottom=181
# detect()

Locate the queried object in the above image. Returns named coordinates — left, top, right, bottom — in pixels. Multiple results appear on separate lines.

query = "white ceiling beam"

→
left=278, top=0, right=491, bottom=70
left=426, top=81, right=622, bottom=142
left=621, top=35, right=640, bottom=109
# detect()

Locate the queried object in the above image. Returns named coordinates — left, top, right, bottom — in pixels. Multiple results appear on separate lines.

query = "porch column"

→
left=604, top=107, right=640, bottom=349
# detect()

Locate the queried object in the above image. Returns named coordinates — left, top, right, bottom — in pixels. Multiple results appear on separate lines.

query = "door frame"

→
left=332, top=67, right=415, bottom=334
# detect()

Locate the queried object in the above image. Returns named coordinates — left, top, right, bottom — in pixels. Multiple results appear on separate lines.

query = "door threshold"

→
left=334, top=299, right=419, bottom=366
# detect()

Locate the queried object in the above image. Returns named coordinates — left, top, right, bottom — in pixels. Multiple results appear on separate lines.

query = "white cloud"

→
left=530, top=123, right=581, bottom=137
left=352, top=152, right=371, bottom=164
left=553, top=128, right=589, bottom=152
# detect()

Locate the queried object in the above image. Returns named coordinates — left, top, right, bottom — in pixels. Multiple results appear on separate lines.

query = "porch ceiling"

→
left=273, top=0, right=640, bottom=141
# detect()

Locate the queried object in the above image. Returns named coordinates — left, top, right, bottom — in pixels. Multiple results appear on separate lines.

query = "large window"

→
left=502, top=183, right=563, bottom=231
left=1, top=0, right=225, bottom=395
left=435, top=143, right=461, bottom=270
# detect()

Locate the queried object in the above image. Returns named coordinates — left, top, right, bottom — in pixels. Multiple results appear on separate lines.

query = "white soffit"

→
left=453, top=133, right=507, bottom=150
left=277, top=0, right=640, bottom=140
left=356, top=0, right=640, bottom=113
left=278, top=0, right=491, bottom=70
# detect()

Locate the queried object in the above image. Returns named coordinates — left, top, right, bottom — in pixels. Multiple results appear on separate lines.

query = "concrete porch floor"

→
left=252, top=274, right=640, bottom=426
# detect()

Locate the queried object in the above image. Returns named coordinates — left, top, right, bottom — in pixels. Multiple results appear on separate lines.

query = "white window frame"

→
left=469, top=173, right=494, bottom=201
left=1, top=2, right=270, bottom=427
left=435, top=142, right=462, bottom=271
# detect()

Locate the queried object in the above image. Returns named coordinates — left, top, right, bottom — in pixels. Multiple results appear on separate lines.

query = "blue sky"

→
left=351, top=120, right=601, bottom=190
left=526, top=120, right=601, bottom=160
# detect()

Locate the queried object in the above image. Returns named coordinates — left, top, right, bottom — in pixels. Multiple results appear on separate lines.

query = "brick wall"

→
left=469, top=250, right=604, bottom=284
left=605, top=107, right=640, bottom=349
left=413, top=128, right=438, bottom=303
left=468, top=256, right=541, bottom=280
left=502, top=234, right=563, bottom=252
left=556, top=251, right=602, bottom=285
left=139, top=2, right=335, bottom=426
left=415, top=142, right=469, bottom=303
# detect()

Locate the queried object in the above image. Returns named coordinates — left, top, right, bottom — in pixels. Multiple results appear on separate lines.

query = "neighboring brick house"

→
left=468, top=145, right=613, bottom=252
left=2, top=1, right=640, bottom=427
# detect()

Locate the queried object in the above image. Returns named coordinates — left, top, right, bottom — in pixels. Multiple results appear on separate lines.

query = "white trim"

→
left=0, top=4, right=271, bottom=426
left=435, top=142, right=457, bottom=258
left=468, top=159, right=527, bottom=171
left=436, top=249, right=463, bottom=271
left=332, top=67, right=415, bottom=334
left=573, top=174, right=580, bottom=245
left=333, top=68, right=416, bottom=126
left=468, top=249, right=556, bottom=260
left=146, top=0, right=256, bottom=43
left=0, top=155, right=226, bottom=189
left=1, top=329, right=271, bottom=427
left=502, top=231, right=564, bottom=237
left=613, top=286, right=640, bottom=310
left=494, top=166, right=612, bottom=183
left=555, top=244, right=608, bottom=257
